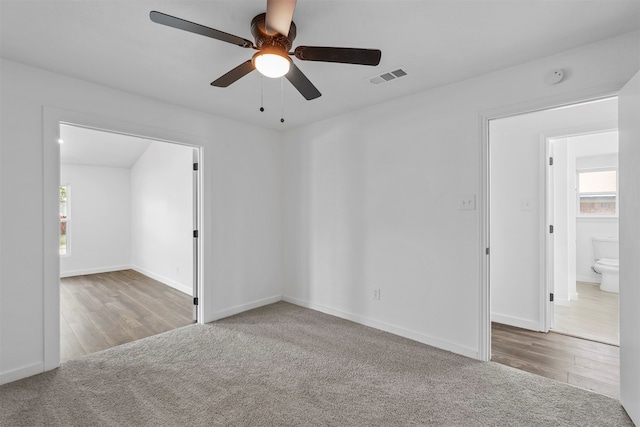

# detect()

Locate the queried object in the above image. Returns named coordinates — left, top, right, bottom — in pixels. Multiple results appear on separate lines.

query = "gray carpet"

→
left=0, top=302, right=632, bottom=426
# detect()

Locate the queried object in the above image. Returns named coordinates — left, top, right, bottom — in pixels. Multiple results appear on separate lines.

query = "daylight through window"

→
left=577, top=169, right=617, bottom=216
left=60, top=185, right=69, bottom=255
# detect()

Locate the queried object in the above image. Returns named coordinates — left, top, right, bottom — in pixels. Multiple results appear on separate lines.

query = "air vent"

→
left=367, top=68, right=408, bottom=85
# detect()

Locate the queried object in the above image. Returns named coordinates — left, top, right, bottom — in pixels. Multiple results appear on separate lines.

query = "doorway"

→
left=548, top=130, right=619, bottom=345
left=487, top=97, right=620, bottom=396
left=58, top=124, right=201, bottom=361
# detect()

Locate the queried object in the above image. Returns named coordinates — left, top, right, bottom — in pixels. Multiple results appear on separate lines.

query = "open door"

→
left=619, top=71, right=640, bottom=423
left=546, top=139, right=555, bottom=332
left=192, top=148, right=200, bottom=322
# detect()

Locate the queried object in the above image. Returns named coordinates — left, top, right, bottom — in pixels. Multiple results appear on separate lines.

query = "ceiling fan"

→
left=150, top=0, right=382, bottom=101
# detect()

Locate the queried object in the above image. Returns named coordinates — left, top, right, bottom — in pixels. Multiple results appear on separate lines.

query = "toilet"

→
left=592, top=236, right=619, bottom=293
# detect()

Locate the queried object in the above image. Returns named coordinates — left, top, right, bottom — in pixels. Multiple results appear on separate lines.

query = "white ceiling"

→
left=60, top=124, right=151, bottom=168
left=2, top=1, right=639, bottom=131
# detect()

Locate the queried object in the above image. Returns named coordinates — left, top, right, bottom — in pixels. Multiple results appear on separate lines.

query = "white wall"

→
left=0, top=58, right=283, bottom=384
left=283, top=32, right=639, bottom=356
left=490, top=99, right=618, bottom=329
left=1, top=31, right=639, bottom=384
left=59, top=164, right=131, bottom=276
left=131, top=141, right=194, bottom=295
left=619, top=70, right=640, bottom=427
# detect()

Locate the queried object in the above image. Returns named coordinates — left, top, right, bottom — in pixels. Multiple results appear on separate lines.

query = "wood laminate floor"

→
left=60, top=269, right=193, bottom=362
left=492, top=322, right=619, bottom=399
left=553, top=281, right=619, bottom=345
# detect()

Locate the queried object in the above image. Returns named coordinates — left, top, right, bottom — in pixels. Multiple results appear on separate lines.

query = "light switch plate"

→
left=458, top=194, right=476, bottom=210
left=520, top=198, right=533, bottom=211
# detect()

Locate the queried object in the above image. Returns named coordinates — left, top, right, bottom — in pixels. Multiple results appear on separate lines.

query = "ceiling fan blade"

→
left=285, top=63, right=321, bottom=100
left=265, top=0, right=297, bottom=36
left=150, top=11, right=254, bottom=48
left=211, top=60, right=256, bottom=87
left=294, top=46, right=382, bottom=66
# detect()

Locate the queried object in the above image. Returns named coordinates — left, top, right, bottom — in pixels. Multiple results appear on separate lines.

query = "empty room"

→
left=58, top=124, right=197, bottom=361
left=1, top=1, right=639, bottom=425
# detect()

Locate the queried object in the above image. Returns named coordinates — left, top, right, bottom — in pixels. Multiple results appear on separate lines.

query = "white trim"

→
left=577, top=275, right=599, bottom=283
left=43, top=107, right=61, bottom=372
left=490, top=314, right=541, bottom=332
left=478, top=113, right=491, bottom=362
left=0, top=362, right=44, bottom=386
left=206, top=295, right=282, bottom=322
left=284, top=296, right=479, bottom=360
left=479, top=83, right=623, bottom=365
left=541, top=132, right=553, bottom=332
left=553, top=298, right=571, bottom=307
left=60, top=264, right=132, bottom=278
left=576, top=216, right=619, bottom=222
left=131, top=265, right=192, bottom=296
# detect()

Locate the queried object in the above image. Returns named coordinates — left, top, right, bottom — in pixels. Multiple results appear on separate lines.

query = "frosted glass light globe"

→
left=253, top=52, right=291, bottom=78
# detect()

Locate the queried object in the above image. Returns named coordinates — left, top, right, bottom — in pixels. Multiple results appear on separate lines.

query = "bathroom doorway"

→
left=548, top=129, right=619, bottom=345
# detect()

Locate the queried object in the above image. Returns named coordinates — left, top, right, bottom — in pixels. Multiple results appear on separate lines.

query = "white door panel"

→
left=619, top=71, right=640, bottom=424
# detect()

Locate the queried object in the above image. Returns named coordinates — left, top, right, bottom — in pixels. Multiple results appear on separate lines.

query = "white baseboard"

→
left=205, top=295, right=282, bottom=323
left=282, top=295, right=478, bottom=360
left=553, top=297, right=571, bottom=307
left=130, top=265, right=192, bottom=296
left=490, top=313, right=541, bottom=331
left=570, top=292, right=579, bottom=301
left=60, top=264, right=131, bottom=278
left=577, top=275, right=599, bottom=283
left=0, top=362, right=44, bottom=386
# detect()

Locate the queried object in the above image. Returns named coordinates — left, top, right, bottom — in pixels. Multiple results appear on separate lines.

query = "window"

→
left=577, top=169, right=617, bottom=216
left=60, top=185, right=69, bottom=255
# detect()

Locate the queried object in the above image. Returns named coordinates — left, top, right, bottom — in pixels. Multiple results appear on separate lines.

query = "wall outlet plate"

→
left=458, top=194, right=476, bottom=210
left=520, top=198, right=534, bottom=211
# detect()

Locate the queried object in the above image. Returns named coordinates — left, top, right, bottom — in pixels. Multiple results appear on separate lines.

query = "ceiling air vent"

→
left=368, top=68, right=408, bottom=85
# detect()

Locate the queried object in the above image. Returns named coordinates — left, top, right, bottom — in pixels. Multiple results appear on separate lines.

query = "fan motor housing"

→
left=250, top=13, right=296, bottom=52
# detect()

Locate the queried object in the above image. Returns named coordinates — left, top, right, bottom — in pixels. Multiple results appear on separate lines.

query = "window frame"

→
left=576, top=167, right=618, bottom=218
left=60, top=184, right=70, bottom=256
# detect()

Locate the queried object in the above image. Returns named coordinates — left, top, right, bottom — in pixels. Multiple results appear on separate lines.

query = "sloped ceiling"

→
left=1, top=1, right=639, bottom=131
left=60, top=124, right=152, bottom=168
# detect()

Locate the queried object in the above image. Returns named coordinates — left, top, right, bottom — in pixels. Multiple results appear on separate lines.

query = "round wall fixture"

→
left=545, top=69, right=565, bottom=84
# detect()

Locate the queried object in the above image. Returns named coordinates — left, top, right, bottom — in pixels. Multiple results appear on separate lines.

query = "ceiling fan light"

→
left=253, top=51, right=291, bottom=78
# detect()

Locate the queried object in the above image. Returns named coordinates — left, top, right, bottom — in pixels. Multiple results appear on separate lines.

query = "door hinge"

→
left=485, top=247, right=490, bottom=255
left=193, top=297, right=199, bottom=306
left=193, top=230, right=198, bottom=238
left=550, top=293, right=554, bottom=302
left=193, top=163, right=199, bottom=171
left=549, top=225, right=554, bottom=234
left=549, top=157, right=554, bottom=166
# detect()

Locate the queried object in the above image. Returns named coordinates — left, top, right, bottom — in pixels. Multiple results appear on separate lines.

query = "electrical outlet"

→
left=520, top=198, right=533, bottom=211
left=373, top=288, right=381, bottom=300
left=458, top=194, right=476, bottom=210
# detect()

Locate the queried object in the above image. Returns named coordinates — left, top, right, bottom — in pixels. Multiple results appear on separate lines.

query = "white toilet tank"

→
left=592, top=236, right=619, bottom=260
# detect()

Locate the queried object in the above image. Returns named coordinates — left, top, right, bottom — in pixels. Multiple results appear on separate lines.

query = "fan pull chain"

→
left=259, top=75, right=265, bottom=112
left=280, top=77, right=285, bottom=123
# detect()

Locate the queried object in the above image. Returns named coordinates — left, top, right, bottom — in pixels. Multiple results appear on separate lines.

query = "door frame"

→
left=478, top=84, right=623, bottom=362
left=43, top=107, right=206, bottom=371
left=541, top=122, right=618, bottom=332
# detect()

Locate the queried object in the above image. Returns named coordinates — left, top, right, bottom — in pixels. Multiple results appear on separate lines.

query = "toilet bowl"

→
left=594, top=258, right=619, bottom=293
left=592, top=237, right=619, bottom=293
